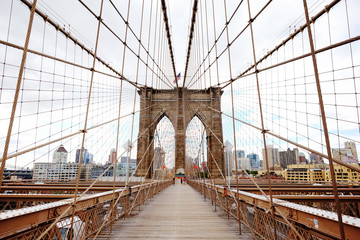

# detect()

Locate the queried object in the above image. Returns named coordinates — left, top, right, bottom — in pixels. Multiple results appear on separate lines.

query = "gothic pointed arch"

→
left=136, top=87, right=225, bottom=178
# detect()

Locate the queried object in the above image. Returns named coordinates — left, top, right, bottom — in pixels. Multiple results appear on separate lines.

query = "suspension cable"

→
left=160, top=0, right=177, bottom=87
left=0, top=0, right=38, bottom=188
left=183, top=0, right=198, bottom=87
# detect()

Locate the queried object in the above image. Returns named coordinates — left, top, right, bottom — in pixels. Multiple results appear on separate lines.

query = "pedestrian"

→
left=173, top=177, right=175, bottom=185
left=180, top=177, right=183, bottom=184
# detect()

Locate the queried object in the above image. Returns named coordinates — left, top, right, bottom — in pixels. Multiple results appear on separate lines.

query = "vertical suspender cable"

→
left=222, top=0, right=242, bottom=234
left=0, top=0, right=38, bottom=188
left=302, top=0, right=345, bottom=238
left=160, top=0, right=177, bottom=87
left=69, top=0, right=105, bottom=237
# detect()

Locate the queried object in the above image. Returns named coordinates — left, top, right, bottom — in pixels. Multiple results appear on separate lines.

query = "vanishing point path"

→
left=98, top=181, right=253, bottom=239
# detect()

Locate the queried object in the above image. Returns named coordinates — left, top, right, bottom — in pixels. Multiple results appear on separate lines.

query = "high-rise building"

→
left=237, top=157, right=251, bottom=170
left=234, top=150, right=249, bottom=170
left=279, top=148, right=299, bottom=169
left=108, top=148, right=117, bottom=164
left=247, top=153, right=260, bottom=169
left=75, top=149, right=94, bottom=164
left=262, top=146, right=280, bottom=168
left=235, top=150, right=245, bottom=158
left=154, top=147, right=165, bottom=170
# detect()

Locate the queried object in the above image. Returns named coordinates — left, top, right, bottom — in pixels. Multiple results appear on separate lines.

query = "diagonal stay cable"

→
left=186, top=0, right=245, bottom=89
left=191, top=95, right=360, bottom=174
left=19, top=0, right=142, bottom=90
left=185, top=100, right=304, bottom=239
left=107, top=0, right=172, bottom=85
left=35, top=110, right=167, bottom=240
left=219, top=0, right=341, bottom=90
left=77, top=0, right=173, bottom=89
left=188, top=0, right=272, bottom=89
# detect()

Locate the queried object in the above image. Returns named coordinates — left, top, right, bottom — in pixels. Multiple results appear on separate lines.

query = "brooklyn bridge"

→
left=0, top=0, right=360, bottom=239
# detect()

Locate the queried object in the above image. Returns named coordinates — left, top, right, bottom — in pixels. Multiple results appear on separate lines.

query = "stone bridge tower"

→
left=136, top=87, right=225, bottom=179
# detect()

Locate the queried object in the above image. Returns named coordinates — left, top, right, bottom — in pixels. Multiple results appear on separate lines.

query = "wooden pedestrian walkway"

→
left=97, top=181, right=253, bottom=239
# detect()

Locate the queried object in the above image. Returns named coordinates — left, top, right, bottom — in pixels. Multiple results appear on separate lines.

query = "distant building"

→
left=91, top=165, right=107, bottom=179
left=342, top=157, right=358, bottom=164
left=120, top=156, right=129, bottom=164
left=33, top=145, right=92, bottom=180
left=345, top=141, right=358, bottom=159
left=309, top=153, right=323, bottom=164
left=95, top=158, right=137, bottom=179
left=332, top=141, right=358, bottom=163
left=154, top=147, right=165, bottom=171
left=299, top=152, right=307, bottom=164
left=284, top=163, right=360, bottom=184
left=247, top=153, right=260, bottom=169
left=279, top=148, right=299, bottom=168
left=117, top=162, right=137, bottom=177
left=3, top=169, right=32, bottom=180
left=80, top=164, right=95, bottom=180
left=75, top=148, right=93, bottom=164
left=52, top=144, right=68, bottom=163
left=33, top=162, right=79, bottom=180
left=325, top=163, right=360, bottom=183
left=108, top=148, right=117, bottom=164
left=237, top=157, right=250, bottom=171
left=262, top=146, right=280, bottom=168
left=235, top=150, right=245, bottom=158
left=285, top=164, right=324, bottom=183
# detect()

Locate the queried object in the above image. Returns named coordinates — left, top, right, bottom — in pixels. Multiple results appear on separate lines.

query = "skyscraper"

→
left=235, top=150, right=245, bottom=158
left=262, top=146, right=280, bottom=168
left=154, top=147, right=165, bottom=170
left=76, top=148, right=94, bottom=164
left=279, top=148, right=299, bottom=168
left=108, top=148, right=117, bottom=164
left=247, top=153, right=260, bottom=169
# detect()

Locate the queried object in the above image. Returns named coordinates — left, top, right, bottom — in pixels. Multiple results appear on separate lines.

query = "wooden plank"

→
left=97, top=181, right=252, bottom=239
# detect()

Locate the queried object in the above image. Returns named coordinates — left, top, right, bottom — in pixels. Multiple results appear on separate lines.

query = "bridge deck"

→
left=97, top=181, right=252, bottom=239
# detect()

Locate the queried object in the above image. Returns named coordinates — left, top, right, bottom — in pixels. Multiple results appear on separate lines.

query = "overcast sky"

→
left=0, top=0, right=359, bottom=170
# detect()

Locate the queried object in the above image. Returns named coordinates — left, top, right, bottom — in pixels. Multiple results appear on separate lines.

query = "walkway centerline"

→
left=98, top=181, right=252, bottom=239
